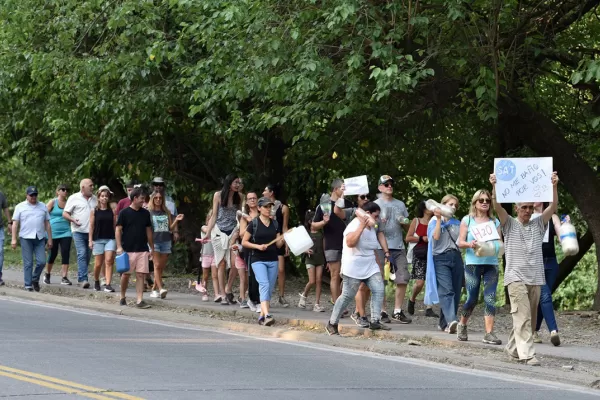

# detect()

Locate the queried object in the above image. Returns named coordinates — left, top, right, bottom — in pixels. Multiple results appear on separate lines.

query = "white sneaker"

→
left=298, top=293, right=307, bottom=309
left=150, top=291, right=160, bottom=298
left=247, top=299, right=257, bottom=312
left=160, top=289, right=168, bottom=299
left=256, top=306, right=261, bottom=313
left=313, top=304, right=325, bottom=312
left=201, top=295, right=209, bottom=302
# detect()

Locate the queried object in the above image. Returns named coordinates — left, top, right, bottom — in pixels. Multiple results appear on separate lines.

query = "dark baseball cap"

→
left=257, top=197, right=275, bottom=207
left=26, top=186, right=38, bottom=195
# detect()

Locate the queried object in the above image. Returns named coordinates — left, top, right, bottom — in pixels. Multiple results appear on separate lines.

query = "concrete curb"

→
left=1, top=284, right=599, bottom=390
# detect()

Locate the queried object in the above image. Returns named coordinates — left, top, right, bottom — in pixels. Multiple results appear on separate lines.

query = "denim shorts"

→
left=92, top=239, right=116, bottom=256
left=154, top=241, right=172, bottom=254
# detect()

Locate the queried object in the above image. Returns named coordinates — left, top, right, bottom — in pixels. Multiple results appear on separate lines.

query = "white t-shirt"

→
left=64, top=192, right=98, bottom=234
left=341, top=218, right=380, bottom=280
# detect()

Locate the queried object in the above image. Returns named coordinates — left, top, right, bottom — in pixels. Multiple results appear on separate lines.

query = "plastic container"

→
left=559, top=221, right=579, bottom=256
left=283, top=226, right=314, bottom=256
left=474, top=240, right=505, bottom=258
left=319, top=193, right=332, bottom=215
left=116, top=253, right=130, bottom=274
left=355, top=208, right=377, bottom=227
left=425, top=199, right=455, bottom=219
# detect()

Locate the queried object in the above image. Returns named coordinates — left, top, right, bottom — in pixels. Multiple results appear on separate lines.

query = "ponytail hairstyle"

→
left=305, top=209, right=316, bottom=231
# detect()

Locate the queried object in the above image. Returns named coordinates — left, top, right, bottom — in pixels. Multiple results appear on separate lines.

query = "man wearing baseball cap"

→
left=11, top=186, right=53, bottom=291
left=375, top=175, right=412, bottom=324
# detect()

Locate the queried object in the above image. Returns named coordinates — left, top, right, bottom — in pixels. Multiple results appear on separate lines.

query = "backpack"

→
left=250, top=217, right=279, bottom=255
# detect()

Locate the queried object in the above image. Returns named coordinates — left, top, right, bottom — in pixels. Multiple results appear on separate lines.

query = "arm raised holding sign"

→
left=541, top=172, right=559, bottom=225
left=490, top=173, right=509, bottom=227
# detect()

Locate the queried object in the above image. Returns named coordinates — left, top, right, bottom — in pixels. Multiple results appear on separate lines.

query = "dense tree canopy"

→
left=1, top=0, right=599, bottom=307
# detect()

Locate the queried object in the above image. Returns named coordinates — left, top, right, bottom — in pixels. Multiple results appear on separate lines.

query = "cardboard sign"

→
left=469, top=221, right=500, bottom=243
left=343, top=175, right=369, bottom=196
left=494, top=157, right=553, bottom=203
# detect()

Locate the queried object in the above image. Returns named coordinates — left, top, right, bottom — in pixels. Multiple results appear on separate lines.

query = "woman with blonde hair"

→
left=89, top=186, right=117, bottom=292
left=426, top=194, right=464, bottom=334
left=457, top=189, right=502, bottom=345
left=148, top=191, right=184, bottom=299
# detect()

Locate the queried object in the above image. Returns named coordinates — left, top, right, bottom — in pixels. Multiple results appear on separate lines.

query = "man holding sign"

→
left=490, top=170, right=560, bottom=366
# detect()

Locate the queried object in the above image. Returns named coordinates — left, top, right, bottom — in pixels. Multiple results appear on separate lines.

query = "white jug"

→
left=559, top=222, right=579, bottom=256
left=283, top=226, right=314, bottom=256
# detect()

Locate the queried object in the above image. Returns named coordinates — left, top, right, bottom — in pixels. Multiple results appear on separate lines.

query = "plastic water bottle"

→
left=319, top=194, right=331, bottom=215
left=559, top=217, right=579, bottom=256
left=474, top=240, right=505, bottom=258
left=425, top=199, right=455, bottom=219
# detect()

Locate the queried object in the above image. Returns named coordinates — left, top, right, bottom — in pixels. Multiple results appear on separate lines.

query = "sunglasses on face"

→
left=359, top=195, right=369, bottom=200
left=153, top=183, right=164, bottom=187
left=29, top=194, right=38, bottom=197
left=477, top=198, right=491, bottom=204
left=59, top=188, right=68, bottom=192
left=383, top=183, right=393, bottom=188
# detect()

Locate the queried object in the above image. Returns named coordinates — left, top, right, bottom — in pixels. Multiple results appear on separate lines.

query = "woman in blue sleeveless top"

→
left=44, top=184, right=73, bottom=285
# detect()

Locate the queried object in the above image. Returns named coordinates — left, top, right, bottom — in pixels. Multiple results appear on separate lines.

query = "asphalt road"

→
left=0, top=298, right=598, bottom=400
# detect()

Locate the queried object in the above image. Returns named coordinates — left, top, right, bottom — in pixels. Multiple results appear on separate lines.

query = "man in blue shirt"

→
left=11, top=186, right=52, bottom=292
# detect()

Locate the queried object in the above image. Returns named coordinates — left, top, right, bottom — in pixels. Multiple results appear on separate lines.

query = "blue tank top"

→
left=49, top=198, right=72, bottom=239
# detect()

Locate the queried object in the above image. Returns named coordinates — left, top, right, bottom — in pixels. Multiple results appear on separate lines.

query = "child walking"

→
left=298, top=210, right=325, bottom=312
left=201, top=211, right=220, bottom=302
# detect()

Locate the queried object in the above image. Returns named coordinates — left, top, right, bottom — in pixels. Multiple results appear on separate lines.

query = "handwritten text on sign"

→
left=343, top=175, right=369, bottom=196
left=493, top=157, right=553, bottom=203
left=469, top=221, right=500, bottom=243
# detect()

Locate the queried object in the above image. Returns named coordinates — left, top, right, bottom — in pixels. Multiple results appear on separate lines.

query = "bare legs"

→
left=153, top=253, right=168, bottom=292
left=328, top=261, right=341, bottom=302
left=277, top=255, right=286, bottom=298
left=301, top=266, right=323, bottom=305
left=120, top=272, right=145, bottom=303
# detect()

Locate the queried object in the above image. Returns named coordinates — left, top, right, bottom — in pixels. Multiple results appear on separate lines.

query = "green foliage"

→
left=554, top=246, right=599, bottom=310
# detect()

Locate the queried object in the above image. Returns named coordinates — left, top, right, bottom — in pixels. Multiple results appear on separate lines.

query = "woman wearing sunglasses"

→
left=44, top=184, right=73, bottom=285
left=457, top=190, right=502, bottom=345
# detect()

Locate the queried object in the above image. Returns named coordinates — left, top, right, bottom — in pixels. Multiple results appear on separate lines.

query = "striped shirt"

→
left=502, top=216, right=546, bottom=286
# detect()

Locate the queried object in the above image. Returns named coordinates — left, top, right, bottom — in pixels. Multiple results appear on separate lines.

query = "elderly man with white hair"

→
left=63, top=179, right=97, bottom=288
left=490, top=171, right=559, bottom=367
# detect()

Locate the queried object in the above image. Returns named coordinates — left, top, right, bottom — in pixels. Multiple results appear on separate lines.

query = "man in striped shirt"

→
left=490, top=171, right=559, bottom=367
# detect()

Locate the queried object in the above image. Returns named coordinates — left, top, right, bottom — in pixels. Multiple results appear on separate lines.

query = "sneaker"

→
left=240, top=300, right=249, bottom=309
left=357, top=316, right=370, bottom=328
left=104, top=284, right=115, bottom=293
left=0, top=279, right=4, bottom=286
left=226, top=292, right=237, bottom=304
left=532, top=331, right=542, bottom=344
left=313, top=304, right=325, bottom=312
left=326, top=322, right=339, bottom=336
left=136, top=300, right=151, bottom=309
left=298, top=293, right=307, bottom=309
left=264, top=315, right=275, bottom=326
left=119, top=298, right=127, bottom=306
left=150, top=291, right=160, bottom=298
left=214, top=295, right=222, bottom=303
left=350, top=311, right=360, bottom=322
left=407, top=299, right=415, bottom=315
left=278, top=296, right=290, bottom=308
left=32, top=282, right=40, bottom=292
left=25, top=286, right=34, bottom=292
left=341, top=309, right=350, bottom=318
left=100, top=277, right=106, bottom=286
left=425, top=308, right=439, bottom=318
left=82, top=281, right=90, bottom=289
left=247, top=299, right=257, bottom=311
left=392, top=311, right=412, bottom=324
left=550, top=330, right=561, bottom=347
left=380, top=311, right=391, bottom=324
left=221, top=297, right=230, bottom=305
left=483, top=331, right=502, bottom=345
left=94, top=280, right=101, bottom=291
left=43, top=273, right=51, bottom=285
left=201, top=295, right=209, bottom=302
left=447, top=320, right=458, bottom=334
left=160, top=289, right=168, bottom=299
left=369, top=320, right=391, bottom=331
left=61, top=277, right=72, bottom=285
left=457, top=323, right=468, bottom=341
left=525, top=357, right=541, bottom=366
left=258, top=316, right=265, bottom=325
left=256, top=306, right=261, bottom=313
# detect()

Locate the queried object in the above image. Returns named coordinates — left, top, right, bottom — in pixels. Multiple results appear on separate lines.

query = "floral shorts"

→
left=411, top=257, right=427, bottom=281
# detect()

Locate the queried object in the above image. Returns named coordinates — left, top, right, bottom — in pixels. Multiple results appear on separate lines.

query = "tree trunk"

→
left=499, top=97, right=600, bottom=310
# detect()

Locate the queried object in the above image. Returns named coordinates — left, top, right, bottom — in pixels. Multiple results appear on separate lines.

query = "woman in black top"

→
left=242, top=197, right=284, bottom=326
left=89, top=186, right=116, bottom=292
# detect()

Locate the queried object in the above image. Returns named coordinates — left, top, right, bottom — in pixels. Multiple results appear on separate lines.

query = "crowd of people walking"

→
left=0, top=169, right=565, bottom=366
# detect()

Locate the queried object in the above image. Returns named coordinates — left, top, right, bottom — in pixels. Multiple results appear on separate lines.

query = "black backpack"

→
left=250, top=217, right=279, bottom=255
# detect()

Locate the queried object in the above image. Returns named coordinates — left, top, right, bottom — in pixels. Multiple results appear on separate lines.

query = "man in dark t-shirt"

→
left=116, top=187, right=154, bottom=309
left=312, top=179, right=352, bottom=303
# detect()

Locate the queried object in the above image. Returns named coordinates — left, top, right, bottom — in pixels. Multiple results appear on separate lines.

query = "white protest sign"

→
left=343, top=175, right=369, bottom=196
left=469, top=221, right=500, bottom=243
left=493, top=157, right=553, bottom=203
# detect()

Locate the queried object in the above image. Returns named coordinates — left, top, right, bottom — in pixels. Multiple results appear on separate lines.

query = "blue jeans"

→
left=330, top=273, right=384, bottom=325
left=535, top=257, right=559, bottom=332
left=20, top=238, right=46, bottom=287
left=0, top=229, right=4, bottom=280
left=73, top=232, right=91, bottom=282
left=434, top=250, right=464, bottom=329
left=251, top=260, right=278, bottom=302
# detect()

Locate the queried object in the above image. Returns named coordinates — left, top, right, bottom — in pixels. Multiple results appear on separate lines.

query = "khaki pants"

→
left=506, top=282, right=541, bottom=360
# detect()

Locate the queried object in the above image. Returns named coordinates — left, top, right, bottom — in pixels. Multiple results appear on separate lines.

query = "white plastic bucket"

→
left=284, top=226, right=314, bottom=256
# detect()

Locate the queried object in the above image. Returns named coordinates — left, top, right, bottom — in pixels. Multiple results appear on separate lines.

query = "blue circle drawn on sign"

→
left=496, top=160, right=516, bottom=181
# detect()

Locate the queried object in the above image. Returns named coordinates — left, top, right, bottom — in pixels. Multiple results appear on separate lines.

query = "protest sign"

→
left=469, top=221, right=500, bottom=243
left=343, top=175, right=369, bottom=196
left=494, top=157, right=553, bottom=203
